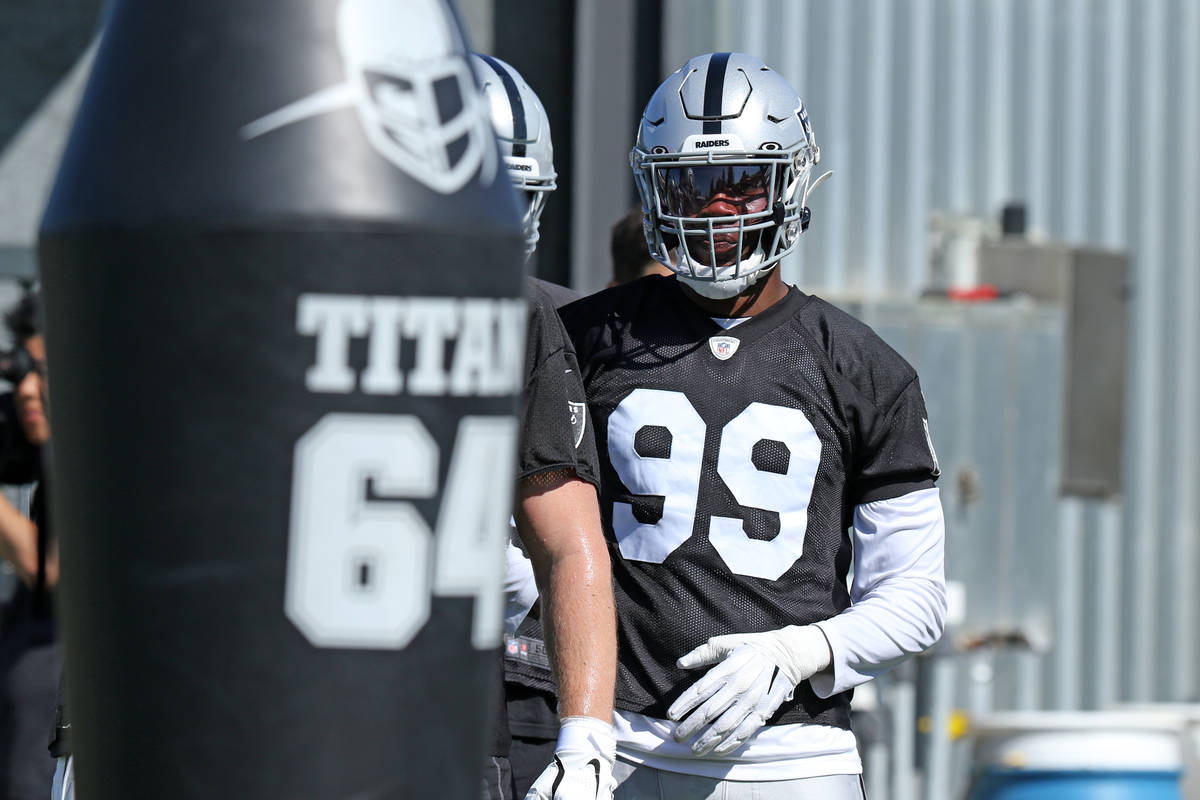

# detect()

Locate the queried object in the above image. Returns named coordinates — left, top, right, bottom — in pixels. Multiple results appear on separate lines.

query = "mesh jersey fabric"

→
left=517, top=279, right=599, bottom=489
left=558, top=275, right=938, bottom=729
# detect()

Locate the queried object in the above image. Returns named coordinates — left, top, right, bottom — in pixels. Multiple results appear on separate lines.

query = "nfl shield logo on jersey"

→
left=708, top=335, right=740, bottom=361
left=568, top=401, right=587, bottom=448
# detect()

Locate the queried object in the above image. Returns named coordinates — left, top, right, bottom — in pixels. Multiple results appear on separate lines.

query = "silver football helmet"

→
left=631, top=53, right=829, bottom=297
left=471, top=54, right=557, bottom=256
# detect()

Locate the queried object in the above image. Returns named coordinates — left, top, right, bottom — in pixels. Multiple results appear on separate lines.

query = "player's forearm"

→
left=538, top=546, right=617, bottom=720
left=812, top=579, right=946, bottom=695
left=516, top=475, right=617, bottom=723
left=812, top=487, right=946, bottom=696
left=0, top=492, right=39, bottom=584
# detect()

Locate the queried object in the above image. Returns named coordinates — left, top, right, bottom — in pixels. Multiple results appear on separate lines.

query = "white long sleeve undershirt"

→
left=503, top=529, right=539, bottom=637
left=811, top=486, right=947, bottom=697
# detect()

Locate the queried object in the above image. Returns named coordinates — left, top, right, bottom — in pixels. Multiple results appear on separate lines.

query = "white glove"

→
left=525, top=716, right=616, bottom=800
left=667, top=625, right=832, bottom=756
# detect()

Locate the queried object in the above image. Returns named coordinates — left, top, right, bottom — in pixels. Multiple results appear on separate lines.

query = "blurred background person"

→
left=607, top=206, right=672, bottom=287
left=0, top=290, right=58, bottom=800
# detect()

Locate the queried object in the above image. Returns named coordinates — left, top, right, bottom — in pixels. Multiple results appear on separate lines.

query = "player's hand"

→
left=667, top=625, right=832, bottom=756
left=525, top=716, right=616, bottom=800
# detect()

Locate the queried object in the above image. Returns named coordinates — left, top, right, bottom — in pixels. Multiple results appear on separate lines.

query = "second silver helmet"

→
left=472, top=54, right=557, bottom=256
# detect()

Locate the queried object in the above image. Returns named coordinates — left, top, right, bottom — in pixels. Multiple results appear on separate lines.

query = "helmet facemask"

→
left=507, top=161, right=556, bottom=256
left=632, top=142, right=818, bottom=286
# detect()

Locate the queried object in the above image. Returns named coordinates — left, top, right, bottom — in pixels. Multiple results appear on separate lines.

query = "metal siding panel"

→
left=1025, top=0, right=1053, bottom=235
left=1091, top=501, right=1123, bottom=707
left=863, top=0, right=893, bottom=298
left=928, top=0, right=952, bottom=223
left=983, top=0, right=1013, bottom=218
left=1156, top=0, right=1189, bottom=702
left=1171, top=0, right=1200, bottom=702
left=1054, top=498, right=1083, bottom=709
left=843, top=5, right=870, bottom=296
left=904, top=0, right=934, bottom=296
left=947, top=0, right=973, bottom=213
left=1128, top=0, right=1166, bottom=702
left=1061, top=0, right=1090, bottom=242
left=713, top=0, right=735, bottom=52
left=820, top=1, right=850, bottom=292
left=1102, top=0, right=1132, bottom=249
left=660, top=0, right=691, bottom=77
left=1044, top=0, right=1068, bottom=237
left=741, top=0, right=767, bottom=66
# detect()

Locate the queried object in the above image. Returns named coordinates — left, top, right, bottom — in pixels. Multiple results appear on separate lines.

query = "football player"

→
left=504, top=201, right=672, bottom=797
left=471, top=53, right=618, bottom=800
left=558, top=53, right=946, bottom=798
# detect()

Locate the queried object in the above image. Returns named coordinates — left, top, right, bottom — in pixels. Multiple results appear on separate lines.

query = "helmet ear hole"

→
left=800, top=206, right=812, bottom=232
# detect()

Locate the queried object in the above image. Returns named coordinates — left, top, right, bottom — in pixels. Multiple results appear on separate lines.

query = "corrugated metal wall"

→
left=661, top=0, right=1200, bottom=708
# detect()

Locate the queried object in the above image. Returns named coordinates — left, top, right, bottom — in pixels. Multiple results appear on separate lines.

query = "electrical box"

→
left=978, top=240, right=1129, bottom=498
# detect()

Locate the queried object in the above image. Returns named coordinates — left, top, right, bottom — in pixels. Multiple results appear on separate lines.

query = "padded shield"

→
left=38, top=0, right=524, bottom=797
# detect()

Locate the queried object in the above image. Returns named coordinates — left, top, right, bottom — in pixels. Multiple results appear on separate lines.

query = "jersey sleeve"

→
left=851, top=375, right=940, bottom=505
left=517, top=286, right=601, bottom=488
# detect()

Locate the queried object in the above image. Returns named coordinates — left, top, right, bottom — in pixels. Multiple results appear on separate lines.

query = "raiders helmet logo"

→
left=239, top=0, right=497, bottom=194
left=708, top=335, right=740, bottom=361
left=568, top=401, right=587, bottom=448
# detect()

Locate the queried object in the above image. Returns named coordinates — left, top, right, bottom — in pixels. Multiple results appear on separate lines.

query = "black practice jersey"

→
left=491, top=279, right=601, bottom=755
left=560, top=275, right=938, bottom=729
left=517, top=279, right=599, bottom=489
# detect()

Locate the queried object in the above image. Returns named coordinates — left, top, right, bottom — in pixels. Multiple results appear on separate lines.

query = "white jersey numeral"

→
left=286, top=413, right=516, bottom=650
left=710, top=402, right=821, bottom=580
left=607, top=389, right=706, bottom=563
left=432, top=416, right=518, bottom=648
left=607, top=391, right=822, bottom=580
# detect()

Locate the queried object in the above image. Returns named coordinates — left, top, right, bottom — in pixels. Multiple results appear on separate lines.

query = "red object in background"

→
left=946, top=285, right=1000, bottom=302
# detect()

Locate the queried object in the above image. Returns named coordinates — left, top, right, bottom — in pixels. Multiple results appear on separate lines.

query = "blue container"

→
left=968, top=712, right=1185, bottom=800
left=970, top=768, right=1181, bottom=800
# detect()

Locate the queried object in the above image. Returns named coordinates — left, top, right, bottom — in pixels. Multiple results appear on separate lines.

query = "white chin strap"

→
left=675, top=251, right=776, bottom=298
left=678, top=271, right=765, bottom=299
left=672, top=247, right=774, bottom=299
